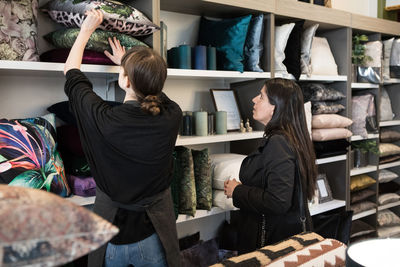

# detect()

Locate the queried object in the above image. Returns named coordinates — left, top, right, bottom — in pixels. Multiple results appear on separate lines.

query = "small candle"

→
left=193, top=45, right=207, bottom=70
left=182, top=111, right=193, bottom=136
left=194, top=111, right=208, bottom=136
left=208, top=113, right=215, bottom=135
left=178, top=44, right=191, bottom=69
left=207, top=46, right=217, bottom=70
left=215, top=111, right=227, bottom=134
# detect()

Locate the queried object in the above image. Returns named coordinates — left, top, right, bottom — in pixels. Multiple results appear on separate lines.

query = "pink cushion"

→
left=312, top=128, right=352, bottom=141
left=312, top=114, right=353, bottom=129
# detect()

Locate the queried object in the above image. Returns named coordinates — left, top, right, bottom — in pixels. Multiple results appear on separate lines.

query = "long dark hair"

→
left=121, top=46, right=167, bottom=116
left=263, top=78, right=317, bottom=200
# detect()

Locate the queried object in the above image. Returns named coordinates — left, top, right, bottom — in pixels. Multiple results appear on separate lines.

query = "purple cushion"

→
left=67, top=175, right=96, bottom=197
left=40, top=49, right=114, bottom=65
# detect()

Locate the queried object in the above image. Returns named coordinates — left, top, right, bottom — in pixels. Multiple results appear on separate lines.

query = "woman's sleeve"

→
left=232, top=135, right=296, bottom=215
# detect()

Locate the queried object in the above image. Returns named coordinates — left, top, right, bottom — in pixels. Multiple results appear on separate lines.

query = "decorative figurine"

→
left=245, top=119, right=253, bottom=132
left=240, top=119, right=246, bottom=133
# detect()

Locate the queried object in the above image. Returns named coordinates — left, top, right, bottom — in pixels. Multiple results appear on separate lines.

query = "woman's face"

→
left=252, top=85, right=275, bottom=126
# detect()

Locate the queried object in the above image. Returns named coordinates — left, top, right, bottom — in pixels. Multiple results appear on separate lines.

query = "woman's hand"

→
left=104, top=37, right=126, bottom=65
left=81, top=9, right=103, bottom=34
left=224, top=179, right=241, bottom=198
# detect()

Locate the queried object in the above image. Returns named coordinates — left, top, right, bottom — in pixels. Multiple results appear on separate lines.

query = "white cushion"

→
left=379, top=169, right=399, bottom=183
left=210, top=153, right=246, bottom=190
left=310, top=37, right=338, bottom=76
left=274, top=23, right=295, bottom=75
left=301, top=24, right=319, bottom=75
left=365, top=41, right=383, bottom=68
left=383, top=38, right=394, bottom=80
left=212, top=189, right=235, bottom=210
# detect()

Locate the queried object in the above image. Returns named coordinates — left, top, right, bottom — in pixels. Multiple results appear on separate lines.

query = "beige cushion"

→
left=379, top=143, right=400, bottom=157
left=210, top=154, right=246, bottom=190
left=212, top=189, right=234, bottom=210
left=0, top=185, right=118, bottom=266
left=378, top=225, right=400, bottom=238
left=312, top=114, right=353, bottom=129
left=365, top=41, right=383, bottom=68
left=379, top=169, right=399, bottom=183
left=378, top=193, right=400, bottom=205
left=312, top=128, right=352, bottom=141
left=310, top=36, right=338, bottom=76
left=383, top=38, right=394, bottom=80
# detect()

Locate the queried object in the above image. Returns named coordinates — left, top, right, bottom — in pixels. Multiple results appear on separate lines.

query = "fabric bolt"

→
left=310, top=36, right=338, bottom=76
left=64, top=69, right=182, bottom=246
left=41, top=0, right=159, bottom=36
left=198, top=15, right=252, bottom=72
left=0, top=114, right=70, bottom=197
left=41, top=48, right=114, bottom=65
left=283, top=20, right=305, bottom=80
left=0, top=0, right=39, bottom=61
left=380, top=87, right=394, bottom=121
left=45, top=28, right=148, bottom=53
left=243, top=14, right=264, bottom=72
left=192, top=148, right=212, bottom=210
left=300, top=24, right=319, bottom=75
left=274, top=23, right=295, bottom=75
left=0, top=185, right=118, bottom=267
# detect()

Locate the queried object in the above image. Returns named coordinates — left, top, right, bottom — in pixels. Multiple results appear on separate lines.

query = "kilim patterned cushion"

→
left=0, top=185, right=118, bottom=266
left=210, top=232, right=324, bottom=267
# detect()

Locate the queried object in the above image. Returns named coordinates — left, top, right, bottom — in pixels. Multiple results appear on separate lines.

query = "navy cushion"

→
left=244, top=14, right=264, bottom=72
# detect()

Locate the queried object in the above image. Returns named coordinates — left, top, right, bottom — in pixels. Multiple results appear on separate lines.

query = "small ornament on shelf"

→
left=239, top=119, right=246, bottom=133
left=245, top=119, right=253, bottom=132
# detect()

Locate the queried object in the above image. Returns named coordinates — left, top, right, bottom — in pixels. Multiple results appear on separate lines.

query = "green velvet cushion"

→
left=192, top=148, right=212, bottom=211
left=198, top=15, right=252, bottom=72
left=44, top=29, right=148, bottom=53
left=174, top=146, right=196, bottom=216
left=171, top=151, right=180, bottom=219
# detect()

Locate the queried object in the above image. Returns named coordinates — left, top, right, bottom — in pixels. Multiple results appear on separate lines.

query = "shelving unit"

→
left=352, top=208, right=377, bottom=221
left=378, top=201, right=400, bottom=211
left=351, top=134, right=380, bottom=141
left=1, top=0, right=400, bottom=244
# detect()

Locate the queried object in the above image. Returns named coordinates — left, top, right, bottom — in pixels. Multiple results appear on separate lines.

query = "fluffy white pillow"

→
left=213, top=189, right=235, bottom=210
left=210, top=153, right=246, bottom=189
left=312, top=128, right=352, bottom=141
left=274, top=23, right=295, bottom=75
left=312, top=114, right=353, bottom=129
left=310, top=37, right=338, bottom=76
left=383, top=38, right=394, bottom=80
left=301, top=24, right=319, bottom=75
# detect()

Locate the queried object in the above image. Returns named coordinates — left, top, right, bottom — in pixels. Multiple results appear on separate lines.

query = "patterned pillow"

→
left=379, top=169, right=399, bottom=183
left=350, top=201, right=376, bottom=214
left=312, top=102, right=345, bottom=115
left=350, top=175, right=376, bottom=192
left=378, top=193, right=400, bottom=205
left=352, top=94, right=376, bottom=138
left=192, top=148, right=212, bottom=211
left=0, top=0, right=39, bottom=61
left=0, top=185, right=118, bottom=266
left=377, top=225, right=400, bottom=238
left=41, top=0, right=159, bottom=36
left=379, top=143, right=400, bottom=157
left=0, top=114, right=70, bottom=197
left=301, top=83, right=345, bottom=102
left=44, top=28, right=148, bottom=53
left=174, top=146, right=196, bottom=216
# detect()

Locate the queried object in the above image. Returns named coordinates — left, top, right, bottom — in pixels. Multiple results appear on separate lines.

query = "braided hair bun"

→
left=141, top=95, right=161, bottom=116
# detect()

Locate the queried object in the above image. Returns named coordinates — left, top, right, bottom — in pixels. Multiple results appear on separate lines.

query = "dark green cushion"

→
left=174, top=146, right=196, bottom=216
left=192, top=148, right=212, bottom=210
left=198, top=15, right=252, bottom=72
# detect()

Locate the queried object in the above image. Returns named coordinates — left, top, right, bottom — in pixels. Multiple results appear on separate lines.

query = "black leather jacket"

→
left=232, top=134, right=312, bottom=254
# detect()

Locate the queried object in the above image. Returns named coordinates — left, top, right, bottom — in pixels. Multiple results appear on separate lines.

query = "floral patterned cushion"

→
left=192, top=148, right=212, bottom=211
left=0, top=185, right=118, bottom=266
left=44, top=28, right=147, bottom=53
left=0, top=0, right=39, bottom=61
left=0, top=114, right=70, bottom=197
left=41, top=0, right=159, bottom=36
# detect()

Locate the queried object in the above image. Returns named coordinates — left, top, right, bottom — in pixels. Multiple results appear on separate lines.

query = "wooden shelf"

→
left=378, top=201, right=400, bottom=211
left=379, top=161, right=400, bottom=170
left=384, top=79, right=400, bottom=85
left=316, top=154, right=346, bottom=165
left=352, top=13, right=400, bottom=36
left=66, top=195, right=95, bottom=206
left=350, top=165, right=378, bottom=176
left=351, top=134, right=379, bottom=141
left=167, top=68, right=271, bottom=81
left=275, top=72, right=347, bottom=81
left=309, top=199, right=346, bottom=216
left=380, top=120, right=400, bottom=127
left=351, top=83, right=379, bottom=89
left=352, top=208, right=377, bottom=221
left=176, top=207, right=236, bottom=223
left=176, top=131, right=263, bottom=146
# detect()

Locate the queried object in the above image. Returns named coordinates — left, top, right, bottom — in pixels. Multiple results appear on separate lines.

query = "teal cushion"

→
left=198, top=15, right=252, bottom=72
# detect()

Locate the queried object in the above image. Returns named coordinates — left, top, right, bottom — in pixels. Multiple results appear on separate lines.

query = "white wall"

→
left=331, top=0, right=378, bottom=18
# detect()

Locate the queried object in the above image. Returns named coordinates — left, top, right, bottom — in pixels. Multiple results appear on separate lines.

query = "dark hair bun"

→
left=141, top=95, right=161, bottom=116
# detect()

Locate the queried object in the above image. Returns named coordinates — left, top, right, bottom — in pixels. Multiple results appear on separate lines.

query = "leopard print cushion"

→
left=41, top=0, right=159, bottom=36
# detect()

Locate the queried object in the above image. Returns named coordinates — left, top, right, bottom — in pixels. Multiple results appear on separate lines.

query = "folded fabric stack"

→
left=379, top=129, right=400, bottom=164
left=209, top=153, right=246, bottom=211
left=301, top=83, right=351, bottom=142
left=40, top=0, right=158, bottom=64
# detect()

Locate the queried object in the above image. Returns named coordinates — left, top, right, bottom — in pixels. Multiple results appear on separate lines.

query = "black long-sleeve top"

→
left=65, top=69, right=182, bottom=244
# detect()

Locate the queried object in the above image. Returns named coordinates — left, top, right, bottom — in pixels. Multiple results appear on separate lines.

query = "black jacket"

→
left=232, top=134, right=312, bottom=254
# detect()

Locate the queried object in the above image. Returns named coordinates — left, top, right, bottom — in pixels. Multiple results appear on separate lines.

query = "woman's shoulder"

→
left=265, top=134, right=295, bottom=155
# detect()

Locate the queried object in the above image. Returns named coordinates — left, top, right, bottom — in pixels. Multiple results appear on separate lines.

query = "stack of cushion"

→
left=377, top=209, right=400, bottom=238
left=172, top=146, right=212, bottom=217
left=209, top=153, right=246, bottom=210
left=379, top=129, right=400, bottom=164
left=350, top=220, right=376, bottom=243
left=301, top=83, right=351, bottom=141
left=350, top=174, right=376, bottom=215
left=40, top=0, right=155, bottom=64
left=198, top=14, right=264, bottom=72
